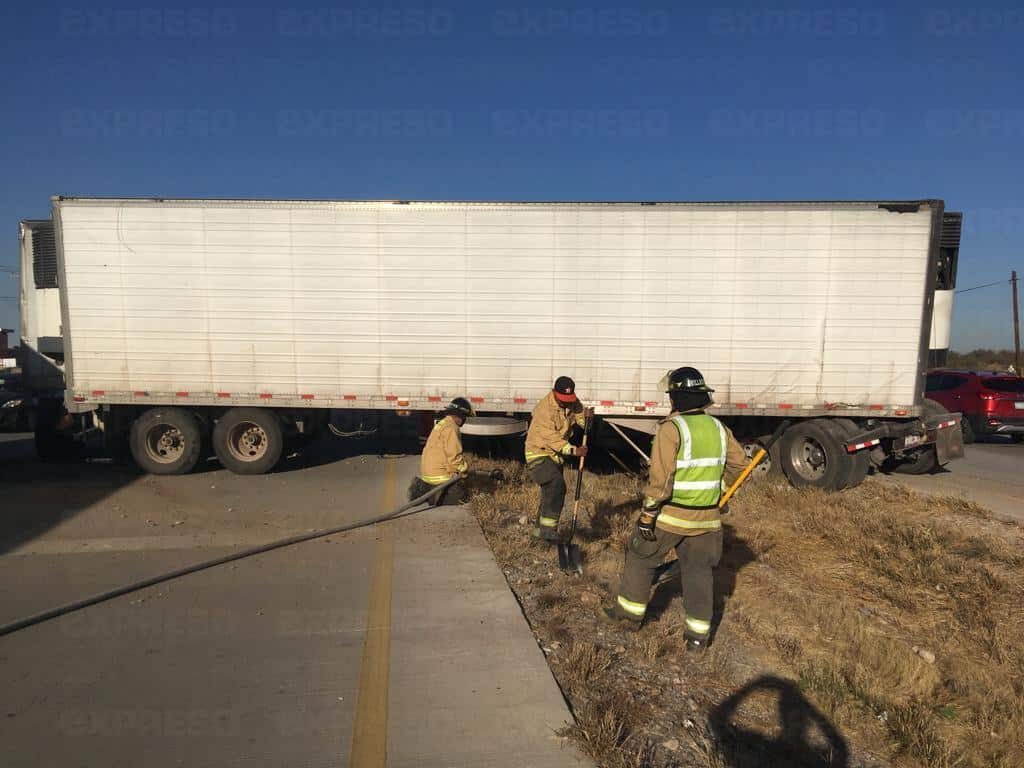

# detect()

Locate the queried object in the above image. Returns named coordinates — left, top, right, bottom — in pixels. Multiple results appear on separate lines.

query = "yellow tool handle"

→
left=718, top=448, right=765, bottom=508
left=717, top=420, right=790, bottom=509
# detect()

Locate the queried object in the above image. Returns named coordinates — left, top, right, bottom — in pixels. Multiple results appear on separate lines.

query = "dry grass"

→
left=561, top=693, right=658, bottom=768
left=560, top=640, right=614, bottom=692
left=466, top=455, right=1024, bottom=768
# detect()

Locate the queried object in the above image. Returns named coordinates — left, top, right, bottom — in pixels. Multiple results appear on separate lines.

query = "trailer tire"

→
left=888, top=398, right=944, bottom=475
left=888, top=447, right=938, bottom=475
left=960, top=416, right=975, bottom=444
left=34, top=398, right=78, bottom=461
left=213, top=408, right=283, bottom=475
left=129, top=407, right=202, bottom=475
left=779, top=419, right=849, bottom=491
left=828, top=418, right=869, bottom=489
left=742, top=437, right=783, bottom=479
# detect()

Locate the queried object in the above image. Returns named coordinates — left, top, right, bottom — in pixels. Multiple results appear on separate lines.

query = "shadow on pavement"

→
left=710, top=675, right=849, bottom=767
left=0, top=434, right=140, bottom=555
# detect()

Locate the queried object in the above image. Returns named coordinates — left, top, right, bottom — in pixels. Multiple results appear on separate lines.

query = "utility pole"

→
left=1013, top=270, right=1021, bottom=374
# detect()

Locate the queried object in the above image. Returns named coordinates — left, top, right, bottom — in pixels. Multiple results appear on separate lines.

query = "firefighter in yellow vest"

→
left=524, top=376, right=593, bottom=541
left=409, top=397, right=474, bottom=506
left=603, top=367, right=746, bottom=652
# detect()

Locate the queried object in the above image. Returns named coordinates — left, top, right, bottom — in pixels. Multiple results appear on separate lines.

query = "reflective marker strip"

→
left=175, top=392, right=189, bottom=397
left=92, top=390, right=105, bottom=396
left=673, top=480, right=721, bottom=490
left=869, top=405, right=884, bottom=410
left=685, top=616, right=711, bottom=635
left=217, top=392, right=231, bottom=398
left=617, top=595, right=647, bottom=617
left=344, top=395, right=357, bottom=400
left=514, top=397, right=527, bottom=404
left=428, top=396, right=442, bottom=402
left=779, top=403, right=793, bottom=409
left=133, top=391, right=147, bottom=397
left=674, top=416, right=693, bottom=461
left=846, top=438, right=881, bottom=453
left=657, top=512, right=722, bottom=530
left=539, top=516, right=559, bottom=527
left=259, top=394, right=272, bottom=399
left=301, top=394, right=315, bottom=400
left=600, top=400, right=614, bottom=406
left=734, top=403, right=749, bottom=409
left=471, top=397, right=484, bottom=404
left=385, top=396, right=398, bottom=401
left=676, top=457, right=726, bottom=469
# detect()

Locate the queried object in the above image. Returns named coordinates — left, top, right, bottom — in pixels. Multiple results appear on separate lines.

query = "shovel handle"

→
left=718, top=420, right=790, bottom=508
left=573, top=417, right=592, bottom=502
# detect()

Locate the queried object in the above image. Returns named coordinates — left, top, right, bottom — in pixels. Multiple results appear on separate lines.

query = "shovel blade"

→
left=557, top=542, right=583, bottom=574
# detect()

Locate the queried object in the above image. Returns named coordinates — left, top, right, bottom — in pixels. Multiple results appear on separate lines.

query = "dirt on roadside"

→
left=466, top=456, right=1024, bottom=768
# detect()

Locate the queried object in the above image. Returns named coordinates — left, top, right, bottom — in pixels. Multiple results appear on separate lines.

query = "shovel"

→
left=652, top=420, right=790, bottom=587
left=558, top=417, right=591, bottom=575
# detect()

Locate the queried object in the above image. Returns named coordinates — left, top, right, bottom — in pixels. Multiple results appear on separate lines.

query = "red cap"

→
left=553, top=375, right=577, bottom=403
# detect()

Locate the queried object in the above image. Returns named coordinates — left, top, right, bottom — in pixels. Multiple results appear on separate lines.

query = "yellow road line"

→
left=349, top=458, right=397, bottom=768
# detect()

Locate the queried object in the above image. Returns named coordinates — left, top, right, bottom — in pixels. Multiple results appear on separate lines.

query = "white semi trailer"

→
left=38, top=196, right=961, bottom=488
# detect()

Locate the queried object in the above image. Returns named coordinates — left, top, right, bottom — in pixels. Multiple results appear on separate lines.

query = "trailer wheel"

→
left=213, top=408, right=283, bottom=475
left=34, top=398, right=79, bottom=461
left=888, top=447, right=938, bottom=475
left=960, top=416, right=975, bottom=444
left=779, top=419, right=849, bottom=491
left=887, top=398, right=944, bottom=475
left=827, top=418, right=869, bottom=489
left=129, top=407, right=202, bottom=475
left=742, top=438, right=782, bottom=479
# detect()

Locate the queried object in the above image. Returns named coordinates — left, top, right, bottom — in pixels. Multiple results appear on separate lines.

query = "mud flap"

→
left=935, top=422, right=965, bottom=465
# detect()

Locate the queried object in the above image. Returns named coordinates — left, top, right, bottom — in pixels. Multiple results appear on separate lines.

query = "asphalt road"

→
left=0, top=434, right=582, bottom=768
left=878, top=436, right=1024, bottom=522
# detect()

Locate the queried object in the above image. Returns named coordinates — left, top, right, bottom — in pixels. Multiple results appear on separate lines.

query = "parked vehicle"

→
left=26, top=196, right=964, bottom=487
left=926, top=369, right=1024, bottom=443
left=0, top=372, right=31, bottom=432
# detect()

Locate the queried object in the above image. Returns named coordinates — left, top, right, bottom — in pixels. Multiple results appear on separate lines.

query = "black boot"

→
left=685, top=635, right=708, bottom=655
left=600, top=605, right=642, bottom=632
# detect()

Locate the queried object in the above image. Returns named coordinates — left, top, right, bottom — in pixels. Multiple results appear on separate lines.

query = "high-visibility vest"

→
left=668, top=414, right=727, bottom=509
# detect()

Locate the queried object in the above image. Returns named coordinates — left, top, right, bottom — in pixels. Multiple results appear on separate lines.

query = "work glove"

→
left=636, top=510, right=658, bottom=541
left=583, top=406, right=595, bottom=420
left=489, top=468, right=506, bottom=482
left=573, top=444, right=589, bottom=458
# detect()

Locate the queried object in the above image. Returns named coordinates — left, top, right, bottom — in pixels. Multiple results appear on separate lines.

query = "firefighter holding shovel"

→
left=524, top=376, right=594, bottom=543
left=602, top=367, right=748, bottom=653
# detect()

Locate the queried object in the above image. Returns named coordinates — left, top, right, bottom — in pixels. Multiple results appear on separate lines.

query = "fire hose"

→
left=0, top=475, right=465, bottom=639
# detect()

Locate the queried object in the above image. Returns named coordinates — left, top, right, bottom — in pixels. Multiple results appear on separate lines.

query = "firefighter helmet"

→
left=446, top=397, right=475, bottom=419
left=659, top=367, right=714, bottom=394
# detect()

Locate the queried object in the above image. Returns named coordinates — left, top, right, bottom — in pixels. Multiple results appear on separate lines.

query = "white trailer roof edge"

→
left=52, top=196, right=943, bottom=209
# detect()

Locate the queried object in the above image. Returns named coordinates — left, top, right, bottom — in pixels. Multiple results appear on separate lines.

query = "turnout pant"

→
left=408, top=477, right=468, bottom=507
left=616, top=527, right=723, bottom=640
left=527, top=457, right=566, bottom=541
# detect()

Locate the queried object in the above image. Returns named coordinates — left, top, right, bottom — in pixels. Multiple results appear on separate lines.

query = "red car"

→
left=926, top=369, right=1024, bottom=443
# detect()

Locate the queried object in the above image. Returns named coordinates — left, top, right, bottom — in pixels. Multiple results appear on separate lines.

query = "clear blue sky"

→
left=2, top=0, right=1022, bottom=350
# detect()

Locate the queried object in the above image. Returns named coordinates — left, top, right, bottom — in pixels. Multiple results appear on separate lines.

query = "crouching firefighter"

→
left=603, top=367, right=746, bottom=653
left=409, top=397, right=475, bottom=506
left=524, top=376, right=594, bottom=542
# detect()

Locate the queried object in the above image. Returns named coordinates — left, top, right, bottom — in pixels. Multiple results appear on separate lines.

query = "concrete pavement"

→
left=0, top=439, right=583, bottom=767
left=877, top=436, right=1024, bottom=522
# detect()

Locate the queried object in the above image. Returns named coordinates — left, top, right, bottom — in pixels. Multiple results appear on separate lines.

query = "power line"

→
left=955, top=279, right=1011, bottom=295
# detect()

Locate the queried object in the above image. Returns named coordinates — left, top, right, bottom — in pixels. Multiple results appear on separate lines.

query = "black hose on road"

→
left=0, top=477, right=459, bottom=639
